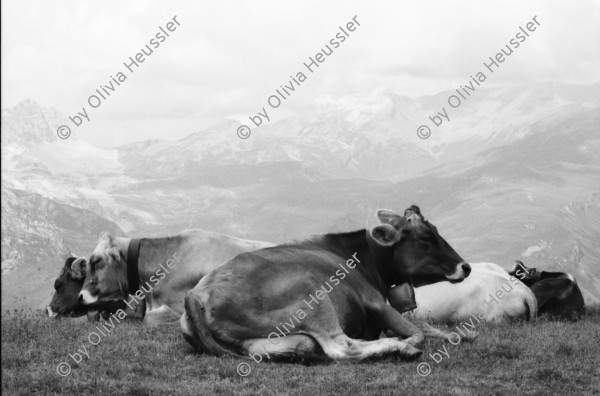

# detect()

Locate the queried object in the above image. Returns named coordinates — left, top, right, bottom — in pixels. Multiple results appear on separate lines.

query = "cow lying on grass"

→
left=181, top=206, right=473, bottom=361
left=46, top=257, right=144, bottom=321
left=509, top=260, right=584, bottom=320
left=390, top=262, right=537, bottom=323
left=48, top=257, right=539, bottom=326
left=69, top=230, right=274, bottom=325
left=47, top=235, right=535, bottom=336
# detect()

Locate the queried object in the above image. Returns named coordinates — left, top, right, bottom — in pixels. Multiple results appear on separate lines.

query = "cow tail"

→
left=184, top=293, right=240, bottom=357
left=524, top=288, right=538, bottom=321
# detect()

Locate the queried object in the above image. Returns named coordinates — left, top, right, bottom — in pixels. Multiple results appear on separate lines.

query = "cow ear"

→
left=376, top=209, right=402, bottom=228
left=370, top=224, right=401, bottom=246
left=70, top=258, right=88, bottom=280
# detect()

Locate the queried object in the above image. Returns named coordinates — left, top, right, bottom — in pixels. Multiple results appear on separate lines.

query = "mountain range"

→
left=2, top=82, right=599, bottom=312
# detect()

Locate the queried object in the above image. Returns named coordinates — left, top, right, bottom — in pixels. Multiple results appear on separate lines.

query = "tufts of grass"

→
left=554, top=342, right=575, bottom=357
left=2, top=307, right=600, bottom=395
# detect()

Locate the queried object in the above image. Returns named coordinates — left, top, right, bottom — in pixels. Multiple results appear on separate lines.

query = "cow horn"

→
left=404, top=205, right=421, bottom=216
left=510, top=260, right=526, bottom=273
left=70, top=258, right=88, bottom=280
left=404, top=205, right=424, bottom=223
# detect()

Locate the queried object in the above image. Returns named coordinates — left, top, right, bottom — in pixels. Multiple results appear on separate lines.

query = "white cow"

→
left=390, top=262, right=537, bottom=323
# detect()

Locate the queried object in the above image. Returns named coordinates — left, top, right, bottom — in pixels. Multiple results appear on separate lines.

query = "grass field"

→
left=2, top=308, right=600, bottom=395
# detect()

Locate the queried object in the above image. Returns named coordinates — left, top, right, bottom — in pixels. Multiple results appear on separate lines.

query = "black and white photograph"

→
left=2, top=1, right=599, bottom=395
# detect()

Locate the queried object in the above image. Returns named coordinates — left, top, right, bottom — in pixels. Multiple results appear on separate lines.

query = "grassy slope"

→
left=2, top=309, right=600, bottom=396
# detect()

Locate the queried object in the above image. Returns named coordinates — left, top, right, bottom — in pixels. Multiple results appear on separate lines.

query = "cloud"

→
left=2, top=0, right=598, bottom=146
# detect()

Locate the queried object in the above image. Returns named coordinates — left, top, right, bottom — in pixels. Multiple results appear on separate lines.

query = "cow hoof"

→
left=402, top=344, right=423, bottom=361
left=404, top=335, right=424, bottom=348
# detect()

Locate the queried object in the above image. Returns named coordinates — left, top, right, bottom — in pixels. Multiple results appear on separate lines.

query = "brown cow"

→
left=181, top=206, right=472, bottom=361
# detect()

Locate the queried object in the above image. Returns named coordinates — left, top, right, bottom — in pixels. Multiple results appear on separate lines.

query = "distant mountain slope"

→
left=1, top=188, right=70, bottom=275
left=108, top=106, right=600, bottom=304
left=414, top=108, right=600, bottom=303
left=1, top=188, right=123, bottom=311
left=2, top=82, right=599, bottom=310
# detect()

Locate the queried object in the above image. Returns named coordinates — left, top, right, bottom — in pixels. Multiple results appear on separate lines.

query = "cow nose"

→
left=462, top=263, right=471, bottom=277
left=78, top=294, right=84, bottom=302
left=46, top=306, right=58, bottom=318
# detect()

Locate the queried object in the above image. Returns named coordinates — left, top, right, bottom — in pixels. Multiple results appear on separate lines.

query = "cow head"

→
left=369, top=205, right=470, bottom=287
left=47, top=257, right=89, bottom=318
left=509, top=260, right=537, bottom=284
left=79, top=232, right=129, bottom=306
left=47, top=256, right=123, bottom=321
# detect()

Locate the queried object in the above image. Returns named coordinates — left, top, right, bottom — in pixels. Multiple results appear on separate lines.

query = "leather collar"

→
left=126, top=239, right=141, bottom=295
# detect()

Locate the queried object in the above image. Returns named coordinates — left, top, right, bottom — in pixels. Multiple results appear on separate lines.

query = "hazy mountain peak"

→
left=2, top=99, right=65, bottom=146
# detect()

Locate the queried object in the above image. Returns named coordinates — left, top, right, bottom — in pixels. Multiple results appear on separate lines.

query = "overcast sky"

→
left=2, top=0, right=599, bottom=146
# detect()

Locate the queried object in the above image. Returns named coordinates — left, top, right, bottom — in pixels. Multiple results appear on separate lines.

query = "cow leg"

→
left=304, top=297, right=422, bottom=360
left=242, top=331, right=422, bottom=362
left=180, top=313, right=200, bottom=349
left=412, top=319, right=478, bottom=342
left=310, top=332, right=422, bottom=361
left=369, top=304, right=425, bottom=347
left=238, top=295, right=422, bottom=361
left=243, top=335, right=320, bottom=361
left=384, top=319, right=478, bottom=342
left=145, top=305, right=181, bottom=325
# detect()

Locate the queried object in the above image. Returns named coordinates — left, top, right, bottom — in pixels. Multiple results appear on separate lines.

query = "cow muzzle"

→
left=78, top=290, right=98, bottom=305
left=445, top=262, right=471, bottom=282
left=46, top=306, right=58, bottom=318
